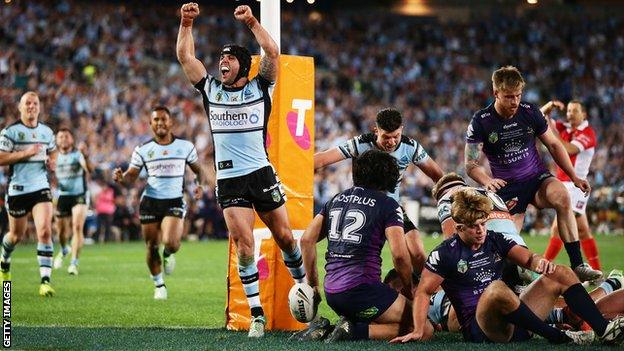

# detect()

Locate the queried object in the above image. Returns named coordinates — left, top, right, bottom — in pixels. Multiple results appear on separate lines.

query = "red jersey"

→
left=555, top=120, right=596, bottom=181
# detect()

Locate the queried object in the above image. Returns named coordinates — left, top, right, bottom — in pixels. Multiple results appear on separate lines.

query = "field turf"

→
left=8, top=234, right=623, bottom=350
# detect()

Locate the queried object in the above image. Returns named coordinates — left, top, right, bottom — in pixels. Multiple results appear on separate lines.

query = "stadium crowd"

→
left=0, top=1, right=623, bottom=241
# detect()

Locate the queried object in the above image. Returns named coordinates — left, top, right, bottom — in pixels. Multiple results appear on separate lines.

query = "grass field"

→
left=8, top=234, right=624, bottom=350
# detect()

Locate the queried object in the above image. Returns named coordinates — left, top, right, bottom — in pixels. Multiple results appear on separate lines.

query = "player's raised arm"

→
left=176, top=2, right=207, bottom=85
left=234, top=5, right=279, bottom=82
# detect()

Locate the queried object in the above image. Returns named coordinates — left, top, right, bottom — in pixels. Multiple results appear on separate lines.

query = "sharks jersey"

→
left=338, top=133, right=430, bottom=201
left=0, top=121, right=55, bottom=196
left=56, top=149, right=87, bottom=196
left=194, top=74, right=274, bottom=180
left=437, top=187, right=525, bottom=246
left=130, top=138, right=198, bottom=199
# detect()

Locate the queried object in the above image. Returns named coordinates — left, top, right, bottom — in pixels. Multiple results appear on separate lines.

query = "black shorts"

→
left=216, top=166, right=286, bottom=212
left=6, top=188, right=53, bottom=218
left=401, top=205, right=418, bottom=233
left=325, top=282, right=398, bottom=322
left=56, top=194, right=88, bottom=218
left=496, top=172, right=553, bottom=215
left=139, top=196, right=186, bottom=224
left=463, top=317, right=532, bottom=343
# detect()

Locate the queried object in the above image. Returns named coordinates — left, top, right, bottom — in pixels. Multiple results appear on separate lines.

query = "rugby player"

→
left=177, top=3, right=306, bottom=337
left=113, top=106, right=204, bottom=300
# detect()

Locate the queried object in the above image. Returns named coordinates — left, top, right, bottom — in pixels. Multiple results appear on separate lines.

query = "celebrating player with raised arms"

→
left=177, top=3, right=306, bottom=337
left=113, top=106, right=204, bottom=300
left=0, top=91, right=57, bottom=296
left=53, top=128, right=93, bottom=275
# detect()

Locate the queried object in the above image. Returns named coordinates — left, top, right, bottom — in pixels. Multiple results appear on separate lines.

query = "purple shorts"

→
left=325, top=282, right=398, bottom=322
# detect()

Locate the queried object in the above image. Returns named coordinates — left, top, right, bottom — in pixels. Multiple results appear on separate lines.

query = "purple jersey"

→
left=321, top=187, right=404, bottom=294
left=424, top=231, right=517, bottom=331
left=466, top=102, right=549, bottom=182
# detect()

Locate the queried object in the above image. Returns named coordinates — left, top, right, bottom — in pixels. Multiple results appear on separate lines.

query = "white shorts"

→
left=563, top=181, right=589, bottom=215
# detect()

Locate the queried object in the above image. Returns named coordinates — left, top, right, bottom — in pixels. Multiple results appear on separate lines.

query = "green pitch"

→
left=9, top=234, right=623, bottom=350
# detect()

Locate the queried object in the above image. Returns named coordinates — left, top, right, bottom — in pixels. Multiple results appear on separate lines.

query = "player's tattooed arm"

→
left=464, top=142, right=483, bottom=172
left=235, top=5, right=279, bottom=82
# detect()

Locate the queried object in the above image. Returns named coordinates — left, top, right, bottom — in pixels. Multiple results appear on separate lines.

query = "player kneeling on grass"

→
left=113, top=106, right=204, bottom=300
left=391, top=189, right=624, bottom=345
left=300, top=150, right=416, bottom=343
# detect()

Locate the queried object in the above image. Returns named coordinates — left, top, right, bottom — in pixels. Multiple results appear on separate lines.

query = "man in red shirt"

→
left=541, top=100, right=601, bottom=272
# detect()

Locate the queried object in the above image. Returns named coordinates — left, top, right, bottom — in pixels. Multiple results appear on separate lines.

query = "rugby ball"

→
left=288, top=282, right=317, bottom=323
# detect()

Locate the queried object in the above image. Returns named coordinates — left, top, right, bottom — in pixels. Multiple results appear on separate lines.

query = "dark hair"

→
left=353, top=150, right=399, bottom=193
left=56, top=127, right=73, bottom=135
left=151, top=106, right=171, bottom=117
left=376, top=108, right=403, bottom=132
left=431, top=172, right=467, bottom=201
left=221, top=44, right=252, bottom=83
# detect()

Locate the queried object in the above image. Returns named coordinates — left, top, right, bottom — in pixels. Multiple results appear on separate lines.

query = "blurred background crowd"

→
left=0, top=0, right=623, bottom=242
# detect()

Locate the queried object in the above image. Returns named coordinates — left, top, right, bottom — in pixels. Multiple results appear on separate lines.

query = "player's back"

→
left=323, top=186, right=403, bottom=294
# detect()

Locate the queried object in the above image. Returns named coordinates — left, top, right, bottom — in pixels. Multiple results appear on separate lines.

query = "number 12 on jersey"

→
left=327, top=208, right=366, bottom=244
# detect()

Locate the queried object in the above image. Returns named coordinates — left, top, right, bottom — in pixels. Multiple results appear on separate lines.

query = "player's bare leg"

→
left=259, top=205, right=306, bottom=283
left=161, top=216, right=183, bottom=275
left=224, top=206, right=265, bottom=337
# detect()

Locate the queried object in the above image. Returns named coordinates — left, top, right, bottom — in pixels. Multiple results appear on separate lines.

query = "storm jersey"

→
left=425, top=231, right=517, bottom=331
left=437, top=187, right=525, bottom=246
left=130, top=137, right=198, bottom=199
left=554, top=120, right=596, bottom=181
left=338, top=133, right=430, bottom=201
left=56, top=149, right=87, bottom=196
left=466, top=102, right=549, bottom=182
left=0, top=121, right=55, bottom=196
left=194, top=74, right=274, bottom=180
left=321, top=186, right=404, bottom=294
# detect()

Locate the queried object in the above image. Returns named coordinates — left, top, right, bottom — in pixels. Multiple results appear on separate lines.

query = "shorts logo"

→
left=271, top=189, right=281, bottom=203
left=576, top=201, right=583, bottom=209
left=488, top=132, right=498, bottom=144
left=356, top=306, right=379, bottom=319
left=505, top=197, right=518, bottom=211
left=457, top=259, right=468, bottom=274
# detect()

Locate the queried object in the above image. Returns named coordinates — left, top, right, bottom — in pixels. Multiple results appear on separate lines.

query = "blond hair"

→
left=451, top=189, right=492, bottom=225
left=492, top=66, right=525, bottom=91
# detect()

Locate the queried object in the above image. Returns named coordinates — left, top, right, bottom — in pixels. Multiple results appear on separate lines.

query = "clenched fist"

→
left=234, top=5, right=256, bottom=27
left=180, top=3, right=199, bottom=27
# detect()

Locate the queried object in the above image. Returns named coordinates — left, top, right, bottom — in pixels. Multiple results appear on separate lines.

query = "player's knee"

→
left=483, top=280, right=515, bottom=306
left=551, top=190, right=571, bottom=211
left=553, top=265, right=578, bottom=286
left=165, top=240, right=180, bottom=253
